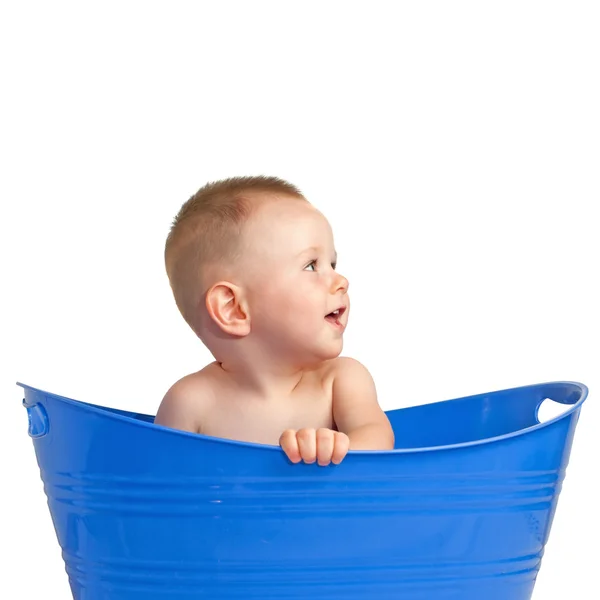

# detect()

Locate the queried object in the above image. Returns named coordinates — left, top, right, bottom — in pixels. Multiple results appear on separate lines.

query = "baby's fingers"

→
left=279, top=429, right=301, bottom=463
left=316, top=428, right=335, bottom=466
left=296, top=428, right=317, bottom=464
left=280, top=429, right=346, bottom=466
left=332, top=432, right=350, bottom=465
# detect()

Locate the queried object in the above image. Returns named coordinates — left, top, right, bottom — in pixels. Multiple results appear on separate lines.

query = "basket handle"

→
left=22, top=399, right=49, bottom=438
left=533, top=382, right=586, bottom=424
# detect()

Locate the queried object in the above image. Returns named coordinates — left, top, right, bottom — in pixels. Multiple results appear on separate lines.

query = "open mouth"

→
left=325, top=306, right=346, bottom=327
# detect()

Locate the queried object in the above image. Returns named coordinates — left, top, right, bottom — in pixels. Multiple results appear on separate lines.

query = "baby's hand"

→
left=279, top=428, right=350, bottom=466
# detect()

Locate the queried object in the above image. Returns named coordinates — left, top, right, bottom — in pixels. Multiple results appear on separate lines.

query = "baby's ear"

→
left=205, top=282, right=251, bottom=337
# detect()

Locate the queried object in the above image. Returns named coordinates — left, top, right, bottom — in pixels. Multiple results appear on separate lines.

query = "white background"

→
left=1, top=2, right=598, bottom=598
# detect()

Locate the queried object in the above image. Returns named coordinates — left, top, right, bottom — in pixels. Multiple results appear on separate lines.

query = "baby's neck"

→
left=215, top=359, right=309, bottom=400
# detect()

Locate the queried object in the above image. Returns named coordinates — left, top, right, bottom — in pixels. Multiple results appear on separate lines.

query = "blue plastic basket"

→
left=20, top=381, right=587, bottom=599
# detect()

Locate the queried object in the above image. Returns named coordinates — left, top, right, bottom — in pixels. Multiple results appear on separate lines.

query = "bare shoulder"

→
left=154, top=364, right=219, bottom=433
left=318, top=356, right=368, bottom=382
left=331, top=356, right=379, bottom=413
left=331, top=356, right=375, bottom=386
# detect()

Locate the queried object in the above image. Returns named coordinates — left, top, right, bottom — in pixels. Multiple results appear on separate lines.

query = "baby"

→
left=155, top=175, right=394, bottom=465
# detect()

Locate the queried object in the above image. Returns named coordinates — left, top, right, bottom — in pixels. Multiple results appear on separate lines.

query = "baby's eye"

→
left=304, top=259, right=337, bottom=272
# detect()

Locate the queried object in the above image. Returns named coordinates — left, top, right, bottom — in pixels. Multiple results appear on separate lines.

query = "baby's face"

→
left=239, top=196, right=350, bottom=364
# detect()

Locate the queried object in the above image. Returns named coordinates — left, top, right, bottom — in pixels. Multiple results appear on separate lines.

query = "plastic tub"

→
left=20, top=380, right=587, bottom=599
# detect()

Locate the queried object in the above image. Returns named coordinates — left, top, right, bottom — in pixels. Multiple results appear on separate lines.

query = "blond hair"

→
left=165, top=175, right=305, bottom=335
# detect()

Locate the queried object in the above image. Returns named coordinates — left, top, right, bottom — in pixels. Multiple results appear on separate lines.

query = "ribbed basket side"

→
left=41, top=432, right=576, bottom=598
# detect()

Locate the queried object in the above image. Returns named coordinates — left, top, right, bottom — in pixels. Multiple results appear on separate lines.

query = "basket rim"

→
left=17, top=380, right=588, bottom=455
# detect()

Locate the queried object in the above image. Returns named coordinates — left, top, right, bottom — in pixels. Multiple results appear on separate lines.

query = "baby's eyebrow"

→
left=296, top=245, right=320, bottom=256
left=297, top=246, right=338, bottom=262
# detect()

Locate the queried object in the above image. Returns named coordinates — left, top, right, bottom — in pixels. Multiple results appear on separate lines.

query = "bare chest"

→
left=201, top=383, right=334, bottom=446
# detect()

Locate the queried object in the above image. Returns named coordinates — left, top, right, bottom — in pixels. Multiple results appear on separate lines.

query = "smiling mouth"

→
left=325, top=306, right=347, bottom=327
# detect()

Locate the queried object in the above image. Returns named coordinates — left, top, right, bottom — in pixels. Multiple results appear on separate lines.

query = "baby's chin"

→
left=309, top=340, right=344, bottom=364
left=276, top=341, right=341, bottom=369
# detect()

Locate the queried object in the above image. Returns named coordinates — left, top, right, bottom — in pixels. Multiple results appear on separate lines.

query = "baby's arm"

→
left=154, top=376, right=208, bottom=434
left=332, top=357, right=395, bottom=450
left=279, top=358, right=394, bottom=465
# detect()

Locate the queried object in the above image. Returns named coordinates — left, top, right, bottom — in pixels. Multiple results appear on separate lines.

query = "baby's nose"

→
left=335, top=273, right=349, bottom=293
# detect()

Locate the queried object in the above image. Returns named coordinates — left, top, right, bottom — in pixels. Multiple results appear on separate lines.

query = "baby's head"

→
left=165, top=176, right=350, bottom=368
